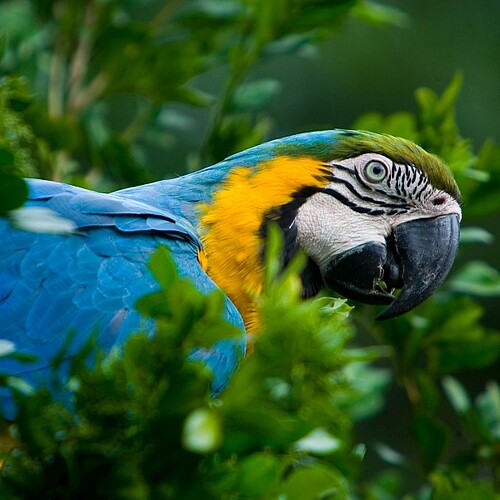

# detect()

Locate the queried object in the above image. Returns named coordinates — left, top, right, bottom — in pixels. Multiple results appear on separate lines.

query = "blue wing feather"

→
left=0, top=179, right=246, bottom=419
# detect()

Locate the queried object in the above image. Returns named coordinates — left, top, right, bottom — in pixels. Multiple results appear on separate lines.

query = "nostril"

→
left=432, top=196, right=446, bottom=206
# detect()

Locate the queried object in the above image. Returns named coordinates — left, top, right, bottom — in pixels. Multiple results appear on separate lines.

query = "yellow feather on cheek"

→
left=199, top=156, right=329, bottom=333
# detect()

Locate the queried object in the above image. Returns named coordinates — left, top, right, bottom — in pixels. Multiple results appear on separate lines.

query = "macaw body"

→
left=0, top=130, right=462, bottom=420
left=0, top=171, right=245, bottom=419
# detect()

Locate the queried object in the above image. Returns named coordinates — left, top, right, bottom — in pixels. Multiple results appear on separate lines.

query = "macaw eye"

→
left=363, top=160, right=388, bottom=183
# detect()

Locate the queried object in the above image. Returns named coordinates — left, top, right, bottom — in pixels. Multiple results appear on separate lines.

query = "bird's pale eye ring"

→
left=363, top=160, right=388, bottom=183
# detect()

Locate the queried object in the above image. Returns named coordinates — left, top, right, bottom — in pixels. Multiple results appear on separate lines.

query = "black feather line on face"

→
left=260, top=186, right=324, bottom=298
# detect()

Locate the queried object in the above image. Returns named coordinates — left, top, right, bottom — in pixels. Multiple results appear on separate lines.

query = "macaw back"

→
left=0, top=179, right=245, bottom=420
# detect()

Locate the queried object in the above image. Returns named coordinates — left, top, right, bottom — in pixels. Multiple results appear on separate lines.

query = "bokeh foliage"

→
left=0, top=0, right=499, bottom=498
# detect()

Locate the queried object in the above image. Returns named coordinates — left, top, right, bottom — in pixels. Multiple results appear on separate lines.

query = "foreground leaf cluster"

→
left=1, top=237, right=364, bottom=499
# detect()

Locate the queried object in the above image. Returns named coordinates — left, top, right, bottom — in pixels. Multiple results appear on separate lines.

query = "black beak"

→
left=323, top=214, right=460, bottom=320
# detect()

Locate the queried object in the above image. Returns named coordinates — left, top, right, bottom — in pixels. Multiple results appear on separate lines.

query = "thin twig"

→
left=47, top=39, right=66, bottom=117
left=121, top=101, right=159, bottom=145
left=70, top=72, right=109, bottom=116
left=150, top=0, right=184, bottom=29
left=67, top=2, right=98, bottom=118
left=403, top=375, right=421, bottom=406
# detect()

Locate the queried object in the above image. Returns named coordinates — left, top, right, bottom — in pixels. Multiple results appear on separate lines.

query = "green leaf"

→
left=450, top=261, right=500, bottom=296
left=475, top=381, right=500, bottom=441
left=149, top=246, right=179, bottom=290
left=415, top=370, right=440, bottom=412
left=236, top=453, right=281, bottom=498
left=437, top=72, right=463, bottom=116
left=182, top=408, right=222, bottom=453
left=442, top=376, right=471, bottom=414
left=186, top=0, right=244, bottom=19
left=175, top=86, right=215, bottom=108
left=0, top=148, right=14, bottom=166
left=0, top=340, right=15, bottom=358
left=410, top=414, right=449, bottom=472
left=462, top=139, right=500, bottom=217
left=265, top=33, right=314, bottom=55
left=8, top=96, right=33, bottom=112
left=352, top=0, right=409, bottom=27
left=375, top=443, right=410, bottom=467
left=459, top=226, right=494, bottom=245
left=6, top=376, right=35, bottom=396
left=9, top=206, right=76, bottom=234
left=0, top=173, right=28, bottom=214
left=434, top=337, right=500, bottom=373
left=353, top=111, right=417, bottom=140
left=294, top=427, right=343, bottom=455
left=415, top=87, right=438, bottom=118
left=343, top=362, right=391, bottom=420
left=365, top=469, right=403, bottom=499
left=281, top=463, right=348, bottom=500
left=232, top=79, right=281, bottom=111
left=136, top=290, right=172, bottom=319
left=432, top=476, right=497, bottom=500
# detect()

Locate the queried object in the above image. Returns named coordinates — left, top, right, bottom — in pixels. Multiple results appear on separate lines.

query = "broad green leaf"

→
left=410, top=414, right=449, bottom=472
left=236, top=453, right=281, bottom=497
left=432, top=477, right=497, bottom=500
left=343, top=363, right=391, bottom=420
left=433, top=338, right=500, bottom=373
left=8, top=98, right=31, bottom=112
left=0, top=148, right=14, bottom=166
left=459, top=226, right=494, bottom=245
left=0, top=173, right=28, bottom=214
left=148, top=246, right=179, bottom=290
left=281, top=463, right=348, bottom=500
left=450, top=261, right=500, bottom=296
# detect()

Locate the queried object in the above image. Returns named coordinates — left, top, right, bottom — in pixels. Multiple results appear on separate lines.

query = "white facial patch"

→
left=295, top=192, right=389, bottom=270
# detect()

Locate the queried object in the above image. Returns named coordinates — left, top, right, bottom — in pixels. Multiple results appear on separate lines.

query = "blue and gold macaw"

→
left=0, top=130, right=462, bottom=419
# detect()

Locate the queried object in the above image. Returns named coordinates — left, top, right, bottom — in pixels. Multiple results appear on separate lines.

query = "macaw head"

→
left=199, top=130, right=462, bottom=326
